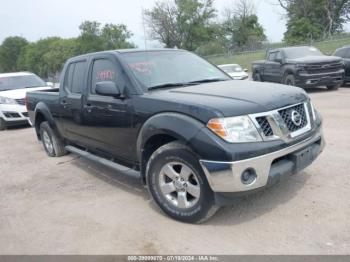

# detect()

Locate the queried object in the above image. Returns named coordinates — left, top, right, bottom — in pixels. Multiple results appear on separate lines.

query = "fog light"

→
left=241, top=169, right=257, bottom=185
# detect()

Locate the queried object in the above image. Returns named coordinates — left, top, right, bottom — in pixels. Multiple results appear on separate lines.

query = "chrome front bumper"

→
left=200, top=129, right=324, bottom=193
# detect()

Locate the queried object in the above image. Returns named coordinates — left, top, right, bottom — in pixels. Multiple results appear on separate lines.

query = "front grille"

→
left=256, top=116, right=274, bottom=136
left=278, top=104, right=308, bottom=132
left=306, top=62, right=343, bottom=74
left=15, top=98, right=25, bottom=105
left=22, top=112, right=29, bottom=117
left=3, top=112, right=21, bottom=118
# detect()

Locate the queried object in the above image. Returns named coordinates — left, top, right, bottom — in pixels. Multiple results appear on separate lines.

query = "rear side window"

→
left=64, top=61, right=87, bottom=94
left=345, top=48, right=350, bottom=59
left=334, top=48, right=346, bottom=58
left=91, top=58, right=124, bottom=94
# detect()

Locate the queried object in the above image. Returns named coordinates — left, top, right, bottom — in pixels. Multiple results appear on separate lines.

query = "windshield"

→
left=219, top=65, right=243, bottom=73
left=121, top=50, right=230, bottom=90
left=284, top=46, right=324, bottom=59
left=0, top=74, right=46, bottom=91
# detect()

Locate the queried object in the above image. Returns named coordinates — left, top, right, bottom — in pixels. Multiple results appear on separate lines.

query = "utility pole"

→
left=141, top=6, right=147, bottom=49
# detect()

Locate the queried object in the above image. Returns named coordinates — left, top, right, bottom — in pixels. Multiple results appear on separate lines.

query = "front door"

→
left=80, top=55, right=135, bottom=162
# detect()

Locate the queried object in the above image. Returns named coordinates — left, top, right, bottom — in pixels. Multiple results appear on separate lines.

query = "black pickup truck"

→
left=26, top=49, right=324, bottom=223
left=252, top=46, right=344, bottom=89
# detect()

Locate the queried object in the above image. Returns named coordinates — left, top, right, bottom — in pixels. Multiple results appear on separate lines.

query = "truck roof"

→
left=269, top=45, right=315, bottom=53
left=68, top=48, right=185, bottom=61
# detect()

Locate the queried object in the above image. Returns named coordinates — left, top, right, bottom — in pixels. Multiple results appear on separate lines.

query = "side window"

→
left=64, top=61, right=87, bottom=94
left=91, top=58, right=124, bottom=94
left=71, top=61, right=86, bottom=94
left=64, top=63, right=75, bottom=92
left=275, top=51, right=282, bottom=61
left=268, top=52, right=277, bottom=61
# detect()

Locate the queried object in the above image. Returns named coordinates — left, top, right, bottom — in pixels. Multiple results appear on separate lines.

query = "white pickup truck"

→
left=0, top=72, right=53, bottom=130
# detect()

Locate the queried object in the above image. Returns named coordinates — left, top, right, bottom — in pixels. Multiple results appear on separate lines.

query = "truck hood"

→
left=0, top=86, right=50, bottom=99
left=286, top=55, right=342, bottom=64
left=139, top=80, right=308, bottom=122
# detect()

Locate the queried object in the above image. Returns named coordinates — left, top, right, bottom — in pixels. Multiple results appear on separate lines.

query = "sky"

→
left=0, top=0, right=331, bottom=47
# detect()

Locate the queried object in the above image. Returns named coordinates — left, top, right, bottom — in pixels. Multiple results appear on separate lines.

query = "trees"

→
left=144, top=0, right=266, bottom=53
left=0, top=37, right=28, bottom=72
left=221, top=0, right=266, bottom=51
left=277, top=0, right=350, bottom=43
left=76, top=21, right=135, bottom=54
left=144, top=0, right=217, bottom=51
left=0, top=21, right=135, bottom=78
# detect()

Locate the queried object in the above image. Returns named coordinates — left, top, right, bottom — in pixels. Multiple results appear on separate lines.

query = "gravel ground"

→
left=0, top=87, right=349, bottom=255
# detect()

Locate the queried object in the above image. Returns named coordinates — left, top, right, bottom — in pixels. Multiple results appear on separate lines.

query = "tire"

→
left=253, top=72, right=262, bottom=82
left=0, top=118, right=6, bottom=131
left=284, top=74, right=296, bottom=86
left=327, top=84, right=340, bottom=90
left=39, top=121, right=67, bottom=157
left=146, top=142, right=218, bottom=223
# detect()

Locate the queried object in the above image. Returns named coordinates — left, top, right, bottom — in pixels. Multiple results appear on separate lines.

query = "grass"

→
left=206, top=37, right=350, bottom=70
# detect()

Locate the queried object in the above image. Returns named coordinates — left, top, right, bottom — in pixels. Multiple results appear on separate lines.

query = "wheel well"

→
left=35, top=112, right=46, bottom=140
left=141, top=134, right=178, bottom=183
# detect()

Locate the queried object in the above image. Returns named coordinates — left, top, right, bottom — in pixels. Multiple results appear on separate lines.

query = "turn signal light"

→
left=207, top=119, right=227, bottom=138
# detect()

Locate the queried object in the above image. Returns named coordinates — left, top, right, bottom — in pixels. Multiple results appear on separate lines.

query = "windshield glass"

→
left=121, top=50, right=230, bottom=90
left=0, top=74, right=46, bottom=91
left=284, top=46, right=324, bottom=59
left=219, top=65, right=243, bottom=73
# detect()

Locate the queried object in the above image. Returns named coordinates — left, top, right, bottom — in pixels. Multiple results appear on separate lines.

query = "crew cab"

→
left=252, top=46, right=344, bottom=90
left=0, top=72, right=53, bottom=130
left=27, top=49, right=324, bottom=223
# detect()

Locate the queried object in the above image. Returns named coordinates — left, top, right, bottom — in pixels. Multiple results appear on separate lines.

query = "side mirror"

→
left=46, top=82, right=54, bottom=87
left=95, top=81, right=121, bottom=97
left=244, top=68, right=248, bottom=72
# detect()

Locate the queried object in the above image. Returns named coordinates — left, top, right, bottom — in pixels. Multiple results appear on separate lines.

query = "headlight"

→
left=0, top=96, right=17, bottom=105
left=310, top=102, right=317, bottom=121
left=296, top=63, right=307, bottom=72
left=207, top=116, right=262, bottom=143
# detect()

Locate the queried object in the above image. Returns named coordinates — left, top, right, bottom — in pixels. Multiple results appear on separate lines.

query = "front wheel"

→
left=284, top=74, right=296, bottom=86
left=146, top=142, right=218, bottom=223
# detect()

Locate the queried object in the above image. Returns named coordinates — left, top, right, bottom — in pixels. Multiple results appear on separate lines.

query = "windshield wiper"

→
left=147, top=78, right=228, bottom=91
left=148, top=82, right=187, bottom=91
left=187, top=78, right=228, bottom=84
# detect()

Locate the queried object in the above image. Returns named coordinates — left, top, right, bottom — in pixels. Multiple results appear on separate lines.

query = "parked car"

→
left=27, top=49, right=324, bottom=223
left=0, top=72, right=53, bottom=130
left=218, top=64, right=249, bottom=80
left=252, top=46, right=344, bottom=90
left=333, top=46, right=350, bottom=85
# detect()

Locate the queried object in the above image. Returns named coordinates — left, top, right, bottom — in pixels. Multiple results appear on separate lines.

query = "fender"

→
left=34, top=102, right=62, bottom=138
left=136, top=112, right=206, bottom=161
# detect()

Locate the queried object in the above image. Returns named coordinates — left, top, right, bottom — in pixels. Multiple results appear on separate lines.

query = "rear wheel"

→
left=284, top=74, right=296, bottom=86
left=40, top=121, right=67, bottom=157
left=327, top=84, right=340, bottom=90
left=253, top=72, right=262, bottom=82
left=0, top=118, right=6, bottom=131
left=146, top=142, right=218, bottom=223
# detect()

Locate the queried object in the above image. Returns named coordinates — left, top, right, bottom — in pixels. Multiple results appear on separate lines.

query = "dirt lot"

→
left=0, top=87, right=349, bottom=255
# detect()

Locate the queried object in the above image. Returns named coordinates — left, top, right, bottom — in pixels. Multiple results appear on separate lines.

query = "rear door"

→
left=59, top=59, right=89, bottom=145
